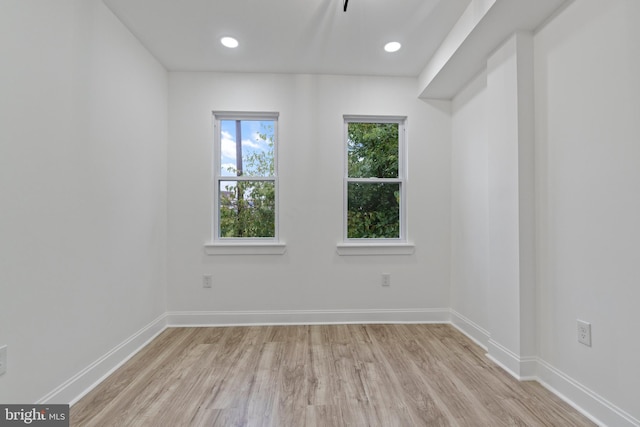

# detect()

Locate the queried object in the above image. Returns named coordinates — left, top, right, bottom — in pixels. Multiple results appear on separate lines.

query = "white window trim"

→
left=204, top=241, right=286, bottom=255
left=336, top=242, right=415, bottom=256
left=206, top=111, right=285, bottom=255
left=339, top=115, right=410, bottom=255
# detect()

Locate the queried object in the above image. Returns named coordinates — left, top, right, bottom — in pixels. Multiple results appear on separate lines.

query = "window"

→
left=344, top=116, right=407, bottom=243
left=212, top=112, right=280, bottom=246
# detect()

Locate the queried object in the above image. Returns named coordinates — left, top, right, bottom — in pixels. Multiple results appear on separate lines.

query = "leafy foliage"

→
left=348, top=122, right=398, bottom=178
left=219, top=124, right=275, bottom=238
left=217, top=121, right=401, bottom=239
left=347, top=122, right=401, bottom=239
left=348, top=182, right=400, bottom=238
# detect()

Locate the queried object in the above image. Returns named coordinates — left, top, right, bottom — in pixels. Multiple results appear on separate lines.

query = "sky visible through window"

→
left=217, top=118, right=276, bottom=238
left=220, top=120, right=273, bottom=177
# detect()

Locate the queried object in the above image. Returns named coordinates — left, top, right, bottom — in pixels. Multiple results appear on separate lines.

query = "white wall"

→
left=167, top=73, right=451, bottom=317
left=451, top=0, right=640, bottom=423
left=0, top=0, right=168, bottom=403
left=535, top=0, right=640, bottom=423
left=451, top=33, right=537, bottom=377
left=450, top=71, right=490, bottom=344
left=2, top=0, right=637, bottom=422
left=485, top=32, right=537, bottom=375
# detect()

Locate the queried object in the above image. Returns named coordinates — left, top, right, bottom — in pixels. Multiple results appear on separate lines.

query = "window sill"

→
left=336, top=242, right=415, bottom=256
left=204, top=242, right=287, bottom=255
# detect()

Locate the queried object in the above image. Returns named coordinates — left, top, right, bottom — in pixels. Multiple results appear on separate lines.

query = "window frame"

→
left=342, top=115, right=408, bottom=246
left=206, top=111, right=284, bottom=255
left=342, top=114, right=407, bottom=243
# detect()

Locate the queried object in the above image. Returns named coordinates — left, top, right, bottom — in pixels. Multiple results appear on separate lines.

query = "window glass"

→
left=345, top=117, right=405, bottom=240
left=214, top=113, right=278, bottom=240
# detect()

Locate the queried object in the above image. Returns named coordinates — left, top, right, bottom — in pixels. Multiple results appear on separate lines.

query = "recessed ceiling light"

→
left=221, top=36, right=239, bottom=48
left=384, top=41, right=401, bottom=53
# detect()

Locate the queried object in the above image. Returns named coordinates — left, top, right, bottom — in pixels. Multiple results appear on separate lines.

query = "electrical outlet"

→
left=0, top=345, right=7, bottom=375
left=381, top=273, right=391, bottom=287
left=202, top=275, right=213, bottom=288
left=577, top=320, right=591, bottom=346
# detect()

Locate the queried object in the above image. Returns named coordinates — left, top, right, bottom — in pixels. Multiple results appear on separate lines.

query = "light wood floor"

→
left=71, top=324, right=595, bottom=426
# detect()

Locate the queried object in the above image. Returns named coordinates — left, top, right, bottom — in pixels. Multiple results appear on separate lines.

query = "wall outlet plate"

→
left=577, top=320, right=591, bottom=346
left=0, top=345, right=7, bottom=375
left=381, top=273, right=391, bottom=287
left=203, top=275, right=213, bottom=288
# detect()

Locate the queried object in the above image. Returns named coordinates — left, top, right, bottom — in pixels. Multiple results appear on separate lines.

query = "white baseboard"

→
left=485, top=339, right=537, bottom=380
left=484, top=341, right=639, bottom=426
left=37, top=309, right=446, bottom=406
left=38, top=308, right=639, bottom=427
left=166, top=308, right=451, bottom=326
left=449, top=309, right=490, bottom=350
left=38, top=313, right=168, bottom=406
left=537, top=359, right=639, bottom=427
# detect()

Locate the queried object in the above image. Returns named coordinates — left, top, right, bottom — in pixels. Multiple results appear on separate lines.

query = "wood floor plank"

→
left=305, top=343, right=336, bottom=407
left=70, top=324, right=596, bottom=427
left=244, top=342, right=281, bottom=426
left=71, top=328, right=204, bottom=426
left=274, top=340, right=308, bottom=427
left=365, top=328, right=459, bottom=426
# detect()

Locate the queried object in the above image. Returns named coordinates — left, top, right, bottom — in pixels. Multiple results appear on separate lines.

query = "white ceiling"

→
left=103, top=0, right=471, bottom=76
left=103, top=0, right=569, bottom=98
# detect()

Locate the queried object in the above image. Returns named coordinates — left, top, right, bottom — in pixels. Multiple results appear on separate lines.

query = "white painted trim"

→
left=448, top=318, right=638, bottom=426
left=212, top=112, right=280, bottom=243
left=518, top=356, right=539, bottom=381
left=212, top=111, right=279, bottom=120
left=449, top=309, right=490, bottom=350
left=486, top=339, right=537, bottom=380
left=481, top=351, right=638, bottom=426
left=38, top=313, right=167, bottom=406
left=343, top=115, right=407, bottom=123
left=204, top=241, right=287, bottom=255
left=166, top=308, right=449, bottom=327
left=336, top=242, right=415, bottom=256
left=537, top=359, right=640, bottom=427
left=342, top=116, right=408, bottom=243
left=35, top=309, right=638, bottom=426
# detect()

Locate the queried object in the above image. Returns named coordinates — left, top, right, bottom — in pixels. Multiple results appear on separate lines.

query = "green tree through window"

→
left=346, top=119, right=404, bottom=239
left=214, top=113, right=278, bottom=239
